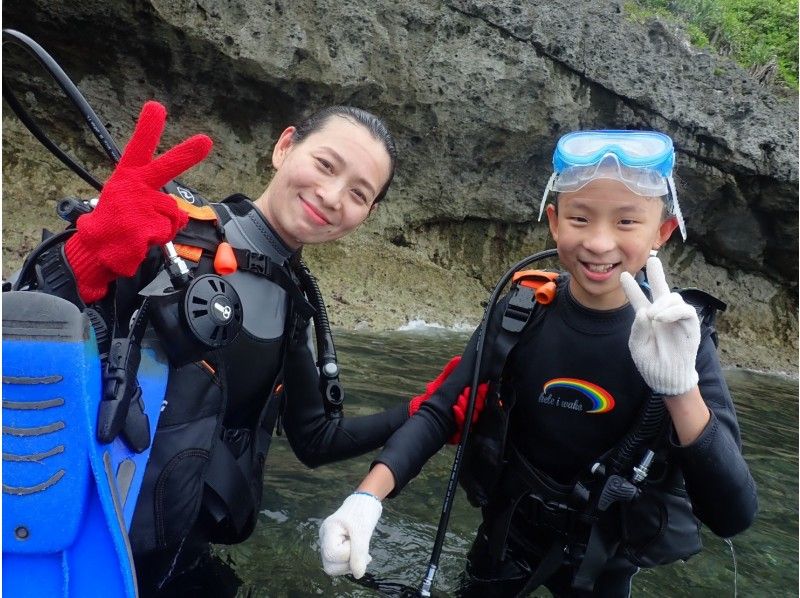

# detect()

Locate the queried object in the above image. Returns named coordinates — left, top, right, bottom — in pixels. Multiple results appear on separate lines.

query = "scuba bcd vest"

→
left=127, top=190, right=346, bottom=551
left=21, top=189, right=344, bottom=553
left=458, top=269, right=727, bottom=594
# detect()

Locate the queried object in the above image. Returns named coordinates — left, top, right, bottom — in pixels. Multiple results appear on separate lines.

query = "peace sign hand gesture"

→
left=620, top=257, right=700, bottom=396
left=66, top=101, right=213, bottom=303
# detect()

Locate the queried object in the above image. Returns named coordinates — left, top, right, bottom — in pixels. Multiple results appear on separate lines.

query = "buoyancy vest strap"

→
left=203, top=440, right=254, bottom=534
left=231, top=248, right=315, bottom=320
left=487, top=446, right=576, bottom=562
left=483, top=285, right=546, bottom=382
left=171, top=194, right=218, bottom=221
left=173, top=219, right=224, bottom=254
left=572, top=523, right=621, bottom=591
left=208, top=198, right=316, bottom=321
left=514, top=538, right=568, bottom=597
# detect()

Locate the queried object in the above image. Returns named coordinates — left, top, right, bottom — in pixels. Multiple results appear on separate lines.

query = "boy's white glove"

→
left=319, top=492, right=382, bottom=579
left=620, top=257, right=700, bottom=396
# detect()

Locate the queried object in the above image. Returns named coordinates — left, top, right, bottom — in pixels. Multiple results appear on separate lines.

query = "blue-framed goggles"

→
left=538, top=130, right=686, bottom=240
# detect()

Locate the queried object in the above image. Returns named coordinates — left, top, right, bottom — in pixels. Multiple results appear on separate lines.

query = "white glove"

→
left=319, top=492, right=382, bottom=579
left=620, top=257, right=700, bottom=396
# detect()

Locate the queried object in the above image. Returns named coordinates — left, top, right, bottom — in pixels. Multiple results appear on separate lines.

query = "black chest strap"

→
left=174, top=196, right=315, bottom=321
left=230, top=247, right=314, bottom=320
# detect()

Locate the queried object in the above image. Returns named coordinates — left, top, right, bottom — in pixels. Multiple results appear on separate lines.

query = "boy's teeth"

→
left=587, top=263, right=614, bottom=273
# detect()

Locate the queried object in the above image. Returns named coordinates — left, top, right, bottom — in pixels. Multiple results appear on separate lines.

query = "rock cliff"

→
left=3, top=0, right=797, bottom=372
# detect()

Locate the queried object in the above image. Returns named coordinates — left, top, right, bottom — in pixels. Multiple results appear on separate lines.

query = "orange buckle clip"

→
left=512, top=270, right=559, bottom=304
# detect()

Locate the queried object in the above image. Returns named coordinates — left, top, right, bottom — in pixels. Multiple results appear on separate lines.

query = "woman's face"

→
left=257, top=116, right=392, bottom=249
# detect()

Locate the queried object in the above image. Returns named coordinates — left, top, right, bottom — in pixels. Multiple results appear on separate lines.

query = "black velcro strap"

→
left=572, top=523, right=621, bottom=591
left=514, top=538, right=568, bottom=597
left=232, top=248, right=315, bottom=320
left=483, top=294, right=545, bottom=382
left=173, top=219, right=223, bottom=254
left=204, top=441, right=255, bottom=534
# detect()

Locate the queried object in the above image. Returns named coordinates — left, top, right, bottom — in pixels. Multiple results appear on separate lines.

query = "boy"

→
left=318, top=130, right=758, bottom=596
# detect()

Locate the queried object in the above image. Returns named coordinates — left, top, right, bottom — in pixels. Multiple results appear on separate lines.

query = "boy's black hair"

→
left=292, top=106, right=397, bottom=204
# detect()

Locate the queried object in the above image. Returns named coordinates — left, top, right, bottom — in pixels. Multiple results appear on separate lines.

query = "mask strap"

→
left=667, top=175, right=687, bottom=241
left=538, top=173, right=557, bottom=221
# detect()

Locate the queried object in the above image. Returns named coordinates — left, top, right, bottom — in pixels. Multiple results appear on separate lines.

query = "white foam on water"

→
left=396, top=318, right=474, bottom=333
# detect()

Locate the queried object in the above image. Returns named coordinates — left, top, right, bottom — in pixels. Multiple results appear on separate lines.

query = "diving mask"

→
left=538, top=130, right=686, bottom=240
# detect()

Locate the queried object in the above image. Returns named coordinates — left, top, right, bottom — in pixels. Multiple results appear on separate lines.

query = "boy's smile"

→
left=546, top=178, right=677, bottom=310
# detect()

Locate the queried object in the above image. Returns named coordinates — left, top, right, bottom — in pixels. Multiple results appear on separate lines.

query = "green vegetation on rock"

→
left=626, top=0, right=799, bottom=89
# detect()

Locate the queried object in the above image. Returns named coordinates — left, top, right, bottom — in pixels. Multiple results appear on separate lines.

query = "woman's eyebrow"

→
left=319, top=146, right=377, bottom=196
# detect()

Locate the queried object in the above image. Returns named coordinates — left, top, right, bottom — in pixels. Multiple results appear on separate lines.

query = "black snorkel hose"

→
left=4, top=28, right=113, bottom=289
left=419, top=247, right=558, bottom=597
left=3, top=29, right=122, bottom=181
left=291, top=257, right=345, bottom=419
left=3, top=28, right=190, bottom=289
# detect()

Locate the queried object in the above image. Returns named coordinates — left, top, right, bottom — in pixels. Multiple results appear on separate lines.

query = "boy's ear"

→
left=272, top=126, right=296, bottom=169
left=657, top=216, right=678, bottom=246
left=545, top=204, right=559, bottom=242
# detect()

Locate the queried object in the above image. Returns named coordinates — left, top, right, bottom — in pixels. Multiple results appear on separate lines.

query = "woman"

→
left=36, top=101, right=463, bottom=596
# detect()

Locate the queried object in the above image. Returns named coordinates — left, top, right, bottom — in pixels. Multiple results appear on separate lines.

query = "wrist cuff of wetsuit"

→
left=65, top=235, right=117, bottom=303
left=352, top=490, right=381, bottom=502
left=670, top=409, right=718, bottom=453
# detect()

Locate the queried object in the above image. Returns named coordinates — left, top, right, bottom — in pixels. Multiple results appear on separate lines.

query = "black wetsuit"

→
left=40, top=195, right=409, bottom=596
left=375, top=281, right=757, bottom=596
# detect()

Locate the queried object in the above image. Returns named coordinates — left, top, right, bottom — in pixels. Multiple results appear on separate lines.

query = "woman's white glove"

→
left=620, top=257, right=700, bottom=396
left=319, top=492, right=382, bottom=579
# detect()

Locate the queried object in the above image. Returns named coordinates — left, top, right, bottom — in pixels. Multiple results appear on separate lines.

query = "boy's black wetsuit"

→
left=375, top=279, right=757, bottom=597
left=38, top=195, right=408, bottom=596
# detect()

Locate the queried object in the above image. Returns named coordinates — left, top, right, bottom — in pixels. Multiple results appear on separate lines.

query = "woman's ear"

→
left=656, top=216, right=678, bottom=247
left=272, top=126, right=296, bottom=169
left=545, top=204, right=559, bottom=243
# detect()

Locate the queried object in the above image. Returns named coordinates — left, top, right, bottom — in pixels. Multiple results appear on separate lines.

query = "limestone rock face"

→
left=2, top=0, right=797, bottom=368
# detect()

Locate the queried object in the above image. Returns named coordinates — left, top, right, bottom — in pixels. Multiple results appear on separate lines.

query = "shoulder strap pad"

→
left=166, top=182, right=224, bottom=261
left=677, top=288, right=727, bottom=348
left=163, top=181, right=218, bottom=221
left=172, top=195, right=218, bottom=222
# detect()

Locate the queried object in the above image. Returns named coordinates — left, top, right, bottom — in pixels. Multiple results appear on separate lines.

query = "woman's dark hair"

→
left=292, top=106, right=397, bottom=203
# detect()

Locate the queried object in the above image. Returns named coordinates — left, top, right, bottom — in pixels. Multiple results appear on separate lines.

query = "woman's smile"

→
left=300, top=196, right=332, bottom=225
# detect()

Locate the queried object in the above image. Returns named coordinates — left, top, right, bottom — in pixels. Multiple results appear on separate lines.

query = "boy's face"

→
left=546, top=178, right=677, bottom=310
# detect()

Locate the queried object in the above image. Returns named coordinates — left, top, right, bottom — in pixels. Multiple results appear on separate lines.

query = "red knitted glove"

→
left=65, top=101, right=213, bottom=303
left=449, top=382, right=489, bottom=444
left=408, top=356, right=462, bottom=416
left=408, top=356, right=489, bottom=444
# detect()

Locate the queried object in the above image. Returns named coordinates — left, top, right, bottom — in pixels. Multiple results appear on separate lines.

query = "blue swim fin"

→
left=2, top=291, right=168, bottom=598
